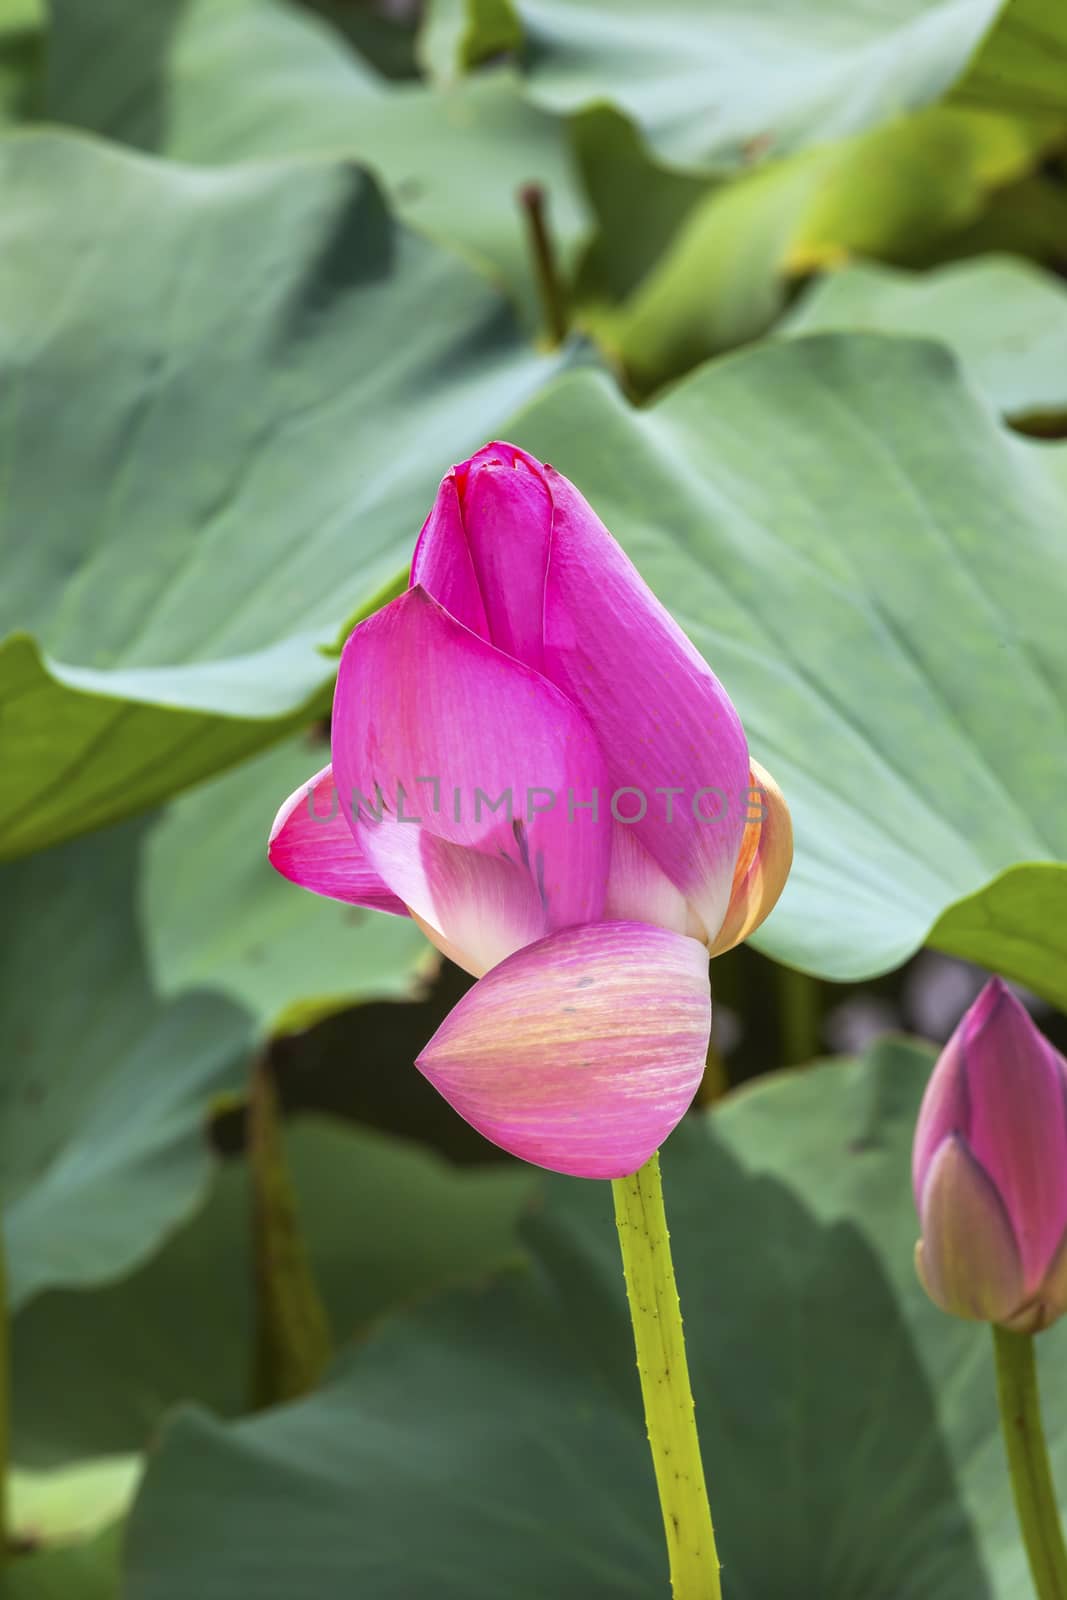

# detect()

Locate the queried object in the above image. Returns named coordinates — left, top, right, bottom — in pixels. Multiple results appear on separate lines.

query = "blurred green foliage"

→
left=123, top=1042, right=1067, bottom=1597
left=1, top=0, right=1066, bottom=1593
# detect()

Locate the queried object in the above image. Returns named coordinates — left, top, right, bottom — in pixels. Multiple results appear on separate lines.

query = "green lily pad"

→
left=787, top=108, right=1053, bottom=271
left=3, top=1523, right=122, bottom=1600
left=932, top=169, right=1067, bottom=277
left=424, top=0, right=1004, bottom=171
left=0, top=131, right=565, bottom=858
left=12, top=1117, right=530, bottom=1466
left=586, top=105, right=1048, bottom=390
left=566, top=0, right=1067, bottom=374
left=928, top=863, right=1067, bottom=1010
left=418, top=0, right=520, bottom=80
left=568, top=105, right=709, bottom=310
left=953, top=0, right=1067, bottom=126
left=784, top=256, right=1067, bottom=422
left=140, top=738, right=433, bottom=1032
left=123, top=1038, right=1060, bottom=1596
left=0, top=818, right=253, bottom=1311
left=10, top=1459, right=140, bottom=1548
left=44, top=0, right=383, bottom=140
left=42, top=0, right=591, bottom=319
left=301, top=0, right=421, bottom=79
left=509, top=335, right=1067, bottom=996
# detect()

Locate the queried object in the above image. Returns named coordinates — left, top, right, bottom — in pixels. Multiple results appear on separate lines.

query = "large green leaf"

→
left=583, top=105, right=1048, bottom=390
left=931, top=169, right=1067, bottom=277
left=424, top=0, right=1004, bottom=171
left=44, top=0, right=383, bottom=136
left=568, top=105, right=709, bottom=310
left=0, top=819, right=253, bottom=1311
left=928, top=863, right=1067, bottom=1008
left=12, top=1117, right=530, bottom=1466
left=508, top=336, right=1067, bottom=995
left=418, top=0, right=520, bottom=80
left=301, top=0, right=421, bottom=80
left=953, top=0, right=1067, bottom=124
left=0, top=131, right=565, bottom=858
left=3, top=1522, right=122, bottom=1600
left=42, top=0, right=591, bottom=318
left=784, top=256, right=1067, bottom=422
left=6, top=1458, right=128, bottom=1599
left=10, top=1460, right=138, bottom=1549
left=140, top=738, right=432, bottom=1032
left=123, top=1038, right=1062, bottom=1596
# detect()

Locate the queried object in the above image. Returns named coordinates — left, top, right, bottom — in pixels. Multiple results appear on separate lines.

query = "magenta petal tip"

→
left=267, top=764, right=408, bottom=916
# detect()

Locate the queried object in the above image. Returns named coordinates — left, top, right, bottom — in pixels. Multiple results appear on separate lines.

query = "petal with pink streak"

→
left=332, top=586, right=610, bottom=940
left=916, top=1135, right=1025, bottom=1323
left=416, top=921, right=712, bottom=1178
left=541, top=466, right=750, bottom=942
left=958, top=979, right=1067, bottom=1292
left=267, top=764, right=408, bottom=916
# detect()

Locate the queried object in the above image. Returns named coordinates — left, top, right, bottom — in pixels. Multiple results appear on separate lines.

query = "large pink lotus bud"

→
left=268, top=443, right=793, bottom=1176
left=913, top=979, right=1067, bottom=1332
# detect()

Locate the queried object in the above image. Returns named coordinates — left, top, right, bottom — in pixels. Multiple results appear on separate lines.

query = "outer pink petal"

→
left=344, top=820, right=546, bottom=978
left=332, top=585, right=610, bottom=942
left=916, top=1135, right=1026, bottom=1324
left=267, top=764, right=408, bottom=916
left=1010, top=1232, right=1067, bottom=1333
left=912, top=1008, right=976, bottom=1207
left=958, top=980, right=1067, bottom=1292
left=541, top=465, right=750, bottom=942
left=411, top=442, right=552, bottom=668
left=416, top=921, right=712, bottom=1178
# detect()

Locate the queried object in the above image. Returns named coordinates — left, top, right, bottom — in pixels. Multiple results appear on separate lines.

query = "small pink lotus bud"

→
left=913, top=978, right=1067, bottom=1332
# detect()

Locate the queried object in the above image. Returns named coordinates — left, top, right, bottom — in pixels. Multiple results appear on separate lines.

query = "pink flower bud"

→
left=913, top=978, right=1067, bottom=1332
left=267, top=443, right=794, bottom=1175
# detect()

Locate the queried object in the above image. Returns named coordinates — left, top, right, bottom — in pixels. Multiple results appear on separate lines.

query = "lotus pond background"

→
left=2, top=0, right=1067, bottom=1594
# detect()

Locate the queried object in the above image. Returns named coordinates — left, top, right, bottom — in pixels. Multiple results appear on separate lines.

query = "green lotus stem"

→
left=994, top=1326, right=1067, bottom=1599
left=612, top=1154, right=721, bottom=1599
left=776, top=962, right=821, bottom=1065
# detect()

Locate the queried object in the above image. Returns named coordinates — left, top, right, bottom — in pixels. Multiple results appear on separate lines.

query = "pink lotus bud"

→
left=267, top=443, right=794, bottom=1176
left=913, top=978, right=1067, bottom=1332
